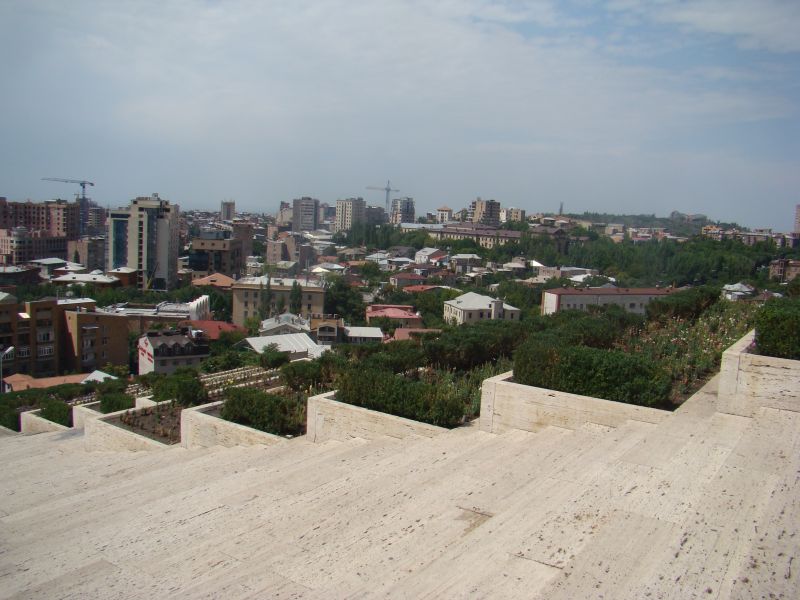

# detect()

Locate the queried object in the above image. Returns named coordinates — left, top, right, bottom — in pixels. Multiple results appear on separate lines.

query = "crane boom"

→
left=366, top=179, right=399, bottom=214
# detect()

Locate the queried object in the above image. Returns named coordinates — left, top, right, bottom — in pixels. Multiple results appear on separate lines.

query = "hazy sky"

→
left=1, top=1, right=798, bottom=230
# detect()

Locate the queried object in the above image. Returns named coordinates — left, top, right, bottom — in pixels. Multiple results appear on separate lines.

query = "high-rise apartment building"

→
left=0, top=197, right=81, bottom=264
left=187, top=230, right=244, bottom=277
left=0, top=198, right=80, bottom=239
left=292, top=197, right=320, bottom=233
left=220, top=201, right=235, bottom=222
left=107, top=194, right=180, bottom=290
left=437, top=206, right=453, bottom=223
left=795, top=204, right=800, bottom=234
left=473, top=198, right=501, bottom=227
left=67, top=237, right=106, bottom=271
left=335, top=197, right=366, bottom=233
left=231, top=220, right=254, bottom=258
left=365, top=205, right=387, bottom=226
left=276, top=202, right=293, bottom=227
left=500, top=207, right=526, bottom=223
left=390, top=197, right=415, bottom=224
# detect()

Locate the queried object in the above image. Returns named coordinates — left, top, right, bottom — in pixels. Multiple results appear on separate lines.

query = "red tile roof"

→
left=181, top=320, right=246, bottom=340
left=191, top=273, right=236, bottom=289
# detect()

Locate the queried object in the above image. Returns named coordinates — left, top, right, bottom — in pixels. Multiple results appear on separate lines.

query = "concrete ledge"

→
left=20, top=409, right=70, bottom=435
left=72, top=402, right=102, bottom=429
left=84, top=412, right=167, bottom=452
left=307, top=392, right=446, bottom=443
left=480, top=371, right=668, bottom=434
left=718, top=329, right=800, bottom=417
left=180, top=401, right=286, bottom=449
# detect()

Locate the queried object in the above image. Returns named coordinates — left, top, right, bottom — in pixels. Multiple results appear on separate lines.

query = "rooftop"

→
left=445, top=291, right=519, bottom=311
left=544, top=286, right=676, bottom=296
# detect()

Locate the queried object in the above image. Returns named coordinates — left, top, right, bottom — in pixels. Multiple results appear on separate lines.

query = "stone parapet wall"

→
left=718, top=330, right=800, bottom=417
left=20, top=410, right=70, bottom=435
left=480, top=371, right=668, bottom=434
left=180, top=401, right=285, bottom=449
left=306, top=392, right=446, bottom=443
left=84, top=414, right=167, bottom=452
left=72, top=402, right=102, bottom=429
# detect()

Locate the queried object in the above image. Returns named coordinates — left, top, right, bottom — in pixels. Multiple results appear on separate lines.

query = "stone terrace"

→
left=1, top=375, right=798, bottom=598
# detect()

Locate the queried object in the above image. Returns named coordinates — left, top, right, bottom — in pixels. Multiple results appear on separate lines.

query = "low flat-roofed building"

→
left=541, top=286, right=676, bottom=316
left=242, top=332, right=328, bottom=360
left=343, top=326, right=384, bottom=344
left=52, top=271, right=120, bottom=289
left=258, top=313, right=310, bottom=337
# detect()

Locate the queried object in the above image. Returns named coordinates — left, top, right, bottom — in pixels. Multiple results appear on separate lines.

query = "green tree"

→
left=290, top=281, right=303, bottom=314
left=258, top=276, right=273, bottom=319
left=324, top=275, right=365, bottom=323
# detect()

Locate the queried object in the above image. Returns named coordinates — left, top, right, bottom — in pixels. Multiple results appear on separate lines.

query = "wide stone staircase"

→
left=1, top=375, right=798, bottom=599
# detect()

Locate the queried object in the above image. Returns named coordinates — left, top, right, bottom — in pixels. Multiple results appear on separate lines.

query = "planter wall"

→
left=180, top=401, right=285, bottom=449
left=84, top=412, right=167, bottom=452
left=718, top=330, right=800, bottom=417
left=306, top=392, right=446, bottom=443
left=480, top=371, right=668, bottom=434
left=20, top=409, right=70, bottom=435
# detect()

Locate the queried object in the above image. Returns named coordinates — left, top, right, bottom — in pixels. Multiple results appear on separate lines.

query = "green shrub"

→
left=646, top=285, right=720, bottom=322
left=514, top=340, right=671, bottom=408
left=99, top=392, right=135, bottom=414
left=755, top=298, right=800, bottom=359
left=51, top=383, right=87, bottom=402
left=39, top=399, right=72, bottom=427
left=220, top=388, right=305, bottom=436
left=336, top=366, right=464, bottom=428
left=152, top=370, right=208, bottom=406
left=259, top=346, right=290, bottom=369
left=281, top=360, right=323, bottom=392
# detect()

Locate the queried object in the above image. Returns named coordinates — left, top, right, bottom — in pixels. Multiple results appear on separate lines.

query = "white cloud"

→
left=0, top=0, right=796, bottom=229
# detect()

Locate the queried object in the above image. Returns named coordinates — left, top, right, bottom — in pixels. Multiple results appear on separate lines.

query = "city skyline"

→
left=1, top=1, right=798, bottom=231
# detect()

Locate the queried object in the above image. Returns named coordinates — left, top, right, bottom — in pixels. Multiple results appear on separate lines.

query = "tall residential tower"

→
left=107, top=194, right=180, bottom=290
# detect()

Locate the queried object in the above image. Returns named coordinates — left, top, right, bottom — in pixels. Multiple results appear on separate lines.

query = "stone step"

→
left=0, top=439, right=360, bottom=597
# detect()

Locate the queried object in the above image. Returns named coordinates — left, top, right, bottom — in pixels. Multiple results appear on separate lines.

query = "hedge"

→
left=99, top=392, right=135, bottom=414
left=39, top=399, right=72, bottom=427
left=336, top=366, right=464, bottom=428
left=646, top=285, right=720, bottom=322
left=514, top=339, right=671, bottom=408
left=755, top=297, right=800, bottom=360
left=220, top=387, right=305, bottom=436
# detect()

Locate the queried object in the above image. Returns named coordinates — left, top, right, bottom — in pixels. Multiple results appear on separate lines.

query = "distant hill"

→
left=561, top=211, right=743, bottom=237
